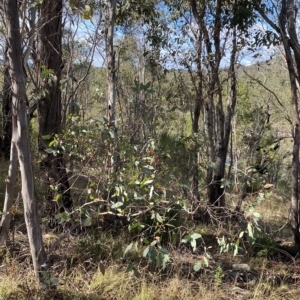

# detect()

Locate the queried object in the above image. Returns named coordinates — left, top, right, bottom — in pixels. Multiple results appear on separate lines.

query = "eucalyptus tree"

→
left=99, top=0, right=162, bottom=181
left=116, top=0, right=163, bottom=142
left=105, top=0, right=119, bottom=176
left=255, top=0, right=300, bottom=245
left=164, top=0, right=258, bottom=207
left=0, top=0, right=39, bottom=246
left=36, top=0, right=72, bottom=211
left=1, top=42, right=11, bottom=160
left=1, top=1, right=37, bottom=160
left=2, top=0, right=46, bottom=280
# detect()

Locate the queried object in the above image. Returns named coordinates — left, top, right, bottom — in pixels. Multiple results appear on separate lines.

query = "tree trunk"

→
left=191, top=32, right=203, bottom=206
left=2, top=42, right=12, bottom=161
left=4, top=0, right=46, bottom=280
left=258, top=0, right=300, bottom=245
left=190, top=0, right=238, bottom=207
left=0, top=144, right=18, bottom=245
left=106, top=0, right=119, bottom=178
left=280, top=1, right=300, bottom=243
left=211, top=26, right=238, bottom=207
left=37, top=0, right=72, bottom=212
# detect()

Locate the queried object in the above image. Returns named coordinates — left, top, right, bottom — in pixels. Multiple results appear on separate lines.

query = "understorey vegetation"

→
left=0, top=0, right=300, bottom=299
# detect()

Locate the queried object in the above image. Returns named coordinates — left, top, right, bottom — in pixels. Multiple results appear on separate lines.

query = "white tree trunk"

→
left=4, top=0, right=46, bottom=281
left=0, top=144, right=18, bottom=246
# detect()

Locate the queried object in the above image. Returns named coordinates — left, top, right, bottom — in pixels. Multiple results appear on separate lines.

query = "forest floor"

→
left=0, top=163, right=299, bottom=299
left=0, top=194, right=299, bottom=300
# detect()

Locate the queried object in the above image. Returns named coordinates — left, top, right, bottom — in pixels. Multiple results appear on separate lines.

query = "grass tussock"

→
left=0, top=223, right=300, bottom=300
left=2, top=260, right=300, bottom=300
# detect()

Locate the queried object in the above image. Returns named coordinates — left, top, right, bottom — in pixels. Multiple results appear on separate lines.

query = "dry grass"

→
left=0, top=157, right=299, bottom=300
left=1, top=257, right=300, bottom=300
left=0, top=221, right=299, bottom=300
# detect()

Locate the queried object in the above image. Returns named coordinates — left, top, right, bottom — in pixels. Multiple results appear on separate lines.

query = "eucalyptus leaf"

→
left=190, top=233, right=202, bottom=240
left=83, top=217, right=92, bottom=227
left=193, top=263, right=202, bottom=272
left=124, top=243, right=133, bottom=256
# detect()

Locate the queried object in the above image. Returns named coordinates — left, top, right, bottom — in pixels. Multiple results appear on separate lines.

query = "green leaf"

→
left=142, top=167, right=152, bottom=175
left=234, top=240, right=240, bottom=257
left=45, top=148, right=54, bottom=154
left=193, top=263, right=202, bottom=272
left=247, top=223, right=254, bottom=239
left=156, top=253, right=163, bottom=267
left=201, top=257, right=209, bottom=267
left=144, top=81, right=151, bottom=90
left=143, top=165, right=154, bottom=170
left=42, top=134, right=52, bottom=140
left=124, top=243, right=133, bottom=256
left=181, top=235, right=191, bottom=243
left=156, top=213, right=163, bottom=223
left=158, top=247, right=169, bottom=255
left=165, top=223, right=175, bottom=227
left=133, top=266, right=140, bottom=278
left=83, top=217, right=92, bottom=227
left=148, top=247, right=157, bottom=262
left=41, top=271, right=48, bottom=279
left=50, top=277, right=59, bottom=285
left=126, top=263, right=133, bottom=272
left=191, top=233, right=202, bottom=240
left=111, top=201, right=123, bottom=209
left=191, top=239, right=197, bottom=251
left=55, top=194, right=61, bottom=201
left=253, top=212, right=261, bottom=220
left=141, top=178, right=153, bottom=186
left=143, top=247, right=149, bottom=257
left=143, top=237, right=149, bottom=245
left=149, top=185, right=154, bottom=200
left=150, top=240, right=157, bottom=247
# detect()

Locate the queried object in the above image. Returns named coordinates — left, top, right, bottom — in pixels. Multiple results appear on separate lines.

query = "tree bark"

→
left=0, top=144, right=18, bottom=246
left=191, top=30, right=203, bottom=205
left=280, top=0, right=300, bottom=244
left=258, top=0, right=300, bottom=245
left=190, top=0, right=238, bottom=207
left=4, top=0, right=46, bottom=280
left=37, top=0, right=72, bottom=211
left=106, top=0, right=119, bottom=178
left=2, top=42, right=12, bottom=161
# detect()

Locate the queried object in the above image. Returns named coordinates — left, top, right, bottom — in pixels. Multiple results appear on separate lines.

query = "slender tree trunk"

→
left=277, top=0, right=300, bottom=245
left=37, top=0, right=72, bottom=211
left=2, top=42, right=12, bottom=161
left=191, top=33, right=203, bottom=206
left=191, top=0, right=237, bottom=207
left=0, top=144, right=18, bottom=245
left=282, top=22, right=300, bottom=244
left=211, top=26, right=238, bottom=207
left=4, top=0, right=46, bottom=280
left=257, top=0, right=300, bottom=244
left=106, top=0, right=119, bottom=178
left=190, top=0, right=205, bottom=205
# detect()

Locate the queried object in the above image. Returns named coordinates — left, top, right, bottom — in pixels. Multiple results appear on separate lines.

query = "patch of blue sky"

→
left=66, top=0, right=280, bottom=70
